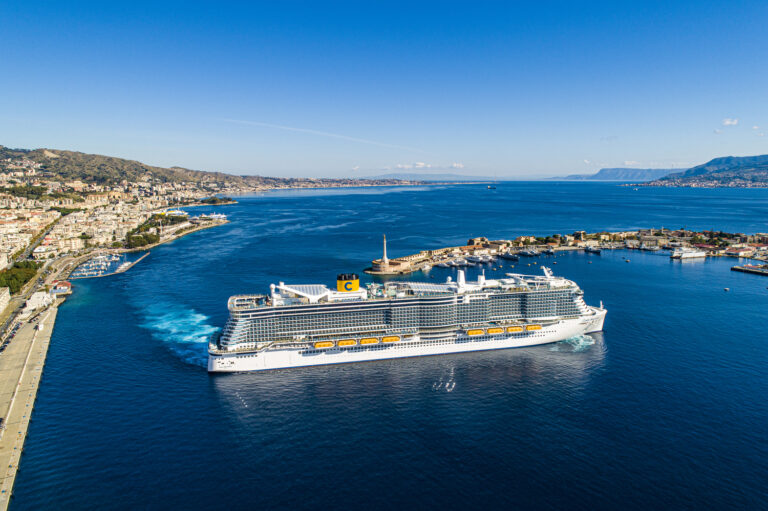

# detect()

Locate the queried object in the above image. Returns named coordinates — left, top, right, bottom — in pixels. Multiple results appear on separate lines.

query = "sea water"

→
left=12, top=182, right=768, bottom=509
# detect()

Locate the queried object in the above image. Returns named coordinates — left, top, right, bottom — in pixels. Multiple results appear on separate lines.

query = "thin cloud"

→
left=222, top=118, right=425, bottom=153
left=753, top=125, right=760, bottom=130
left=583, top=159, right=591, bottom=164
left=393, top=162, right=464, bottom=171
left=713, top=128, right=722, bottom=135
left=722, top=118, right=738, bottom=126
left=624, top=160, right=640, bottom=166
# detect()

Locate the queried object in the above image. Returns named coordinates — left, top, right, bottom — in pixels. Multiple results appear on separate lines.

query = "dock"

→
left=68, top=251, right=149, bottom=280
left=0, top=304, right=59, bottom=510
left=731, top=264, right=768, bottom=276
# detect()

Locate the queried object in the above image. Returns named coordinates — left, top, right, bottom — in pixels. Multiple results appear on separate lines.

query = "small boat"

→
left=498, top=252, right=519, bottom=261
left=585, top=246, right=601, bottom=254
left=544, top=248, right=555, bottom=255
left=519, top=249, right=540, bottom=257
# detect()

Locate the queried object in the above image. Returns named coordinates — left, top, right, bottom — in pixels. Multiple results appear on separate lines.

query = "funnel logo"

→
left=337, top=273, right=360, bottom=292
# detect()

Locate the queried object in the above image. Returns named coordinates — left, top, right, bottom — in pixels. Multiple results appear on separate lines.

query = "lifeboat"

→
left=506, top=326, right=523, bottom=333
left=525, top=324, right=542, bottom=331
left=466, top=329, right=484, bottom=336
left=337, top=339, right=357, bottom=347
left=360, top=338, right=379, bottom=345
left=487, top=327, right=504, bottom=334
left=314, top=341, right=335, bottom=349
left=382, top=336, right=401, bottom=343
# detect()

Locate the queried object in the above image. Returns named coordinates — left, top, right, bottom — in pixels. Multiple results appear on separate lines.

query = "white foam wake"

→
left=141, top=303, right=219, bottom=367
left=550, top=334, right=595, bottom=352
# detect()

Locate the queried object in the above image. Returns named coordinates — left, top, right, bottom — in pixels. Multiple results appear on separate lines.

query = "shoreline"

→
left=0, top=215, right=232, bottom=505
left=121, top=219, right=229, bottom=253
left=171, top=200, right=238, bottom=208
left=0, top=303, right=59, bottom=511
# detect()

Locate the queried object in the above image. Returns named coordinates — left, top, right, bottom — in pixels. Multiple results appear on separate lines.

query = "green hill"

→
left=1, top=145, right=241, bottom=185
left=642, top=155, right=768, bottom=187
left=0, top=145, right=418, bottom=188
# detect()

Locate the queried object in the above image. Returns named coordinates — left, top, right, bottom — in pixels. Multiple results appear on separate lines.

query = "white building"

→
left=0, top=287, right=10, bottom=314
left=21, top=291, right=53, bottom=316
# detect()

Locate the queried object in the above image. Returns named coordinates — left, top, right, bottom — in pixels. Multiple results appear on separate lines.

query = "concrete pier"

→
left=0, top=304, right=58, bottom=510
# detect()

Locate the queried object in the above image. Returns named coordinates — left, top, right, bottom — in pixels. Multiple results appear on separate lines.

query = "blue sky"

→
left=2, top=0, right=768, bottom=177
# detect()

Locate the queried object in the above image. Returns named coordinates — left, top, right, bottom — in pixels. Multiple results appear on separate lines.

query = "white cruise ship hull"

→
left=208, top=307, right=606, bottom=373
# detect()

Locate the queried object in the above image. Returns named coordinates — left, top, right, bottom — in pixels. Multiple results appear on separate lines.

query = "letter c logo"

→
left=344, top=281, right=353, bottom=291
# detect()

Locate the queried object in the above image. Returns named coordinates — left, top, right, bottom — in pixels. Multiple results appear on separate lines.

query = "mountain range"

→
left=0, top=145, right=419, bottom=188
left=4, top=144, right=768, bottom=189
left=558, top=167, right=677, bottom=181
left=638, top=155, right=768, bottom=188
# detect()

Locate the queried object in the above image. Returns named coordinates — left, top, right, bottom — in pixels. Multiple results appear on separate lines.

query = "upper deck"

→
left=227, top=268, right=579, bottom=312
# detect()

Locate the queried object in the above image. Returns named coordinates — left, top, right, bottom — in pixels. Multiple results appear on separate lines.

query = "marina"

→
left=365, top=226, right=768, bottom=276
left=69, top=252, right=150, bottom=280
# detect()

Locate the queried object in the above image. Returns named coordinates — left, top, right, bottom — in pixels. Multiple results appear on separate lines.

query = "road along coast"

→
left=0, top=304, right=58, bottom=511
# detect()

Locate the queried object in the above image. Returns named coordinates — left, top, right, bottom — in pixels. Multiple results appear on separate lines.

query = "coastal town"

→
left=0, top=153, right=239, bottom=506
left=366, top=228, right=768, bottom=275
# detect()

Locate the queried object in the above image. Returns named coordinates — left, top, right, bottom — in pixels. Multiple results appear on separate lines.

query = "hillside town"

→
left=0, top=155, right=229, bottom=268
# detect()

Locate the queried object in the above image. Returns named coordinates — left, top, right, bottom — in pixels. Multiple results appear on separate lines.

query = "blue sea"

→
left=12, top=182, right=768, bottom=509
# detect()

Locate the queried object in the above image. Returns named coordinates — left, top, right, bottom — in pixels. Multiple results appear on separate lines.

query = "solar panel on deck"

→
left=406, top=282, right=452, bottom=294
left=282, top=284, right=329, bottom=297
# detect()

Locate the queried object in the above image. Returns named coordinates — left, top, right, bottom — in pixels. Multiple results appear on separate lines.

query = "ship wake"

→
left=550, top=334, right=595, bottom=352
left=141, top=304, right=219, bottom=367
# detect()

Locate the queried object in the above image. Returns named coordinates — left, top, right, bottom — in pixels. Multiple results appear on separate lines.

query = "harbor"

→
left=365, top=228, right=768, bottom=276
left=5, top=183, right=768, bottom=510
left=0, top=209, right=230, bottom=507
left=68, top=252, right=149, bottom=280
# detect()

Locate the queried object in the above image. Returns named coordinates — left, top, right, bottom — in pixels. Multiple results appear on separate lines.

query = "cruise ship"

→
left=208, top=269, right=606, bottom=372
